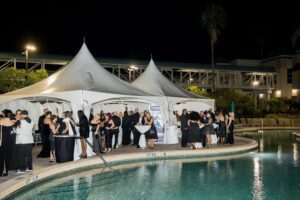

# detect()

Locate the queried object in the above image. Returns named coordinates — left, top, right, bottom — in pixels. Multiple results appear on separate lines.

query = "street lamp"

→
left=252, top=80, right=259, bottom=86
left=252, top=79, right=259, bottom=109
left=128, top=65, right=139, bottom=82
left=24, top=44, right=36, bottom=70
left=188, top=78, right=193, bottom=85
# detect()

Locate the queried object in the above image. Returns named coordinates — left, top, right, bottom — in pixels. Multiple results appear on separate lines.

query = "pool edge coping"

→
left=0, top=136, right=257, bottom=199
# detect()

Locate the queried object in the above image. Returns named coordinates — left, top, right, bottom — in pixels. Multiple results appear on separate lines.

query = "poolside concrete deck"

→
left=0, top=134, right=258, bottom=199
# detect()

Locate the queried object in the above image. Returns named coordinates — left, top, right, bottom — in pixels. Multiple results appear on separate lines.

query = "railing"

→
left=235, top=118, right=300, bottom=127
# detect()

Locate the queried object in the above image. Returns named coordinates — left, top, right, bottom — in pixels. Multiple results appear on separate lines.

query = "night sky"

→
left=1, top=0, right=300, bottom=63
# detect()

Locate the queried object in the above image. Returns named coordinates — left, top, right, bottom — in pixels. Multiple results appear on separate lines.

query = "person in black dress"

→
left=42, top=111, right=52, bottom=158
left=132, top=108, right=140, bottom=146
left=0, top=110, right=15, bottom=176
left=8, top=109, right=21, bottom=171
left=77, top=110, right=90, bottom=158
left=226, top=112, right=235, bottom=144
left=122, top=110, right=131, bottom=146
left=187, top=111, right=201, bottom=149
left=144, top=112, right=158, bottom=149
left=37, top=108, right=51, bottom=158
left=180, top=109, right=189, bottom=148
left=202, top=114, right=215, bottom=148
left=218, top=112, right=226, bottom=144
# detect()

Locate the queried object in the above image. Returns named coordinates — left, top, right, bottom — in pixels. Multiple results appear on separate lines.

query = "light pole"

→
left=24, top=44, right=36, bottom=70
left=128, top=65, right=139, bottom=82
left=252, top=80, right=259, bottom=109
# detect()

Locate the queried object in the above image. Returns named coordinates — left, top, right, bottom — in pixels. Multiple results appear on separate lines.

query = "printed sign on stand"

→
left=149, top=105, right=164, bottom=143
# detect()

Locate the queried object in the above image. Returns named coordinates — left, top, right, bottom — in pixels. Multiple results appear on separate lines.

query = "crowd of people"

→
left=0, top=109, right=34, bottom=176
left=176, top=108, right=235, bottom=150
left=0, top=106, right=234, bottom=177
left=36, top=108, right=158, bottom=160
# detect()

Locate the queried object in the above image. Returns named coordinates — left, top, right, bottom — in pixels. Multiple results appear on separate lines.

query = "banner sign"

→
left=149, top=105, right=164, bottom=143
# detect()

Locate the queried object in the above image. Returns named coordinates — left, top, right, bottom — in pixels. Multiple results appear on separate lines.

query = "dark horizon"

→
left=1, top=1, right=300, bottom=63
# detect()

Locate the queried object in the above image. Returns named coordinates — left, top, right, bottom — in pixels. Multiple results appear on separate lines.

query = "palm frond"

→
left=292, top=27, right=300, bottom=47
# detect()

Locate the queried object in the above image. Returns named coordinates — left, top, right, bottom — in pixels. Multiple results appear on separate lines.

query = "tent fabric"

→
left=3, top=43, right=153, bottom=97
left=0, top=43, right=214, bottom=128
left=0, top=100, right=71, bottom=129
left=131, top=59, right=204, bottom=98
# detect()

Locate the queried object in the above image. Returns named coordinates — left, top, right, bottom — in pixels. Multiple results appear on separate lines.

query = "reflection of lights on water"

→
left=212, top=160, right=219, bottom=170
left=259, top=138, right=264, bottom=152
left=73, top=177, right=80, bottom=199
left=293, top=143, right=298, bottom=167
left=277, top=144, right=282, bottom=164
left=85, top=174, right=92, bottom=189
left=252, top=157, right=265, bottom=200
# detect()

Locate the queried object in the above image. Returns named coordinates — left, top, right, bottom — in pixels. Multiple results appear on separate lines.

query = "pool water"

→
left=9, top=130, right=300, bottom=200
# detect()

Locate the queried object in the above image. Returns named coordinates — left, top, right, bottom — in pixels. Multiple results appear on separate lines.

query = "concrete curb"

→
left=0, top=136, right=257, bottom=199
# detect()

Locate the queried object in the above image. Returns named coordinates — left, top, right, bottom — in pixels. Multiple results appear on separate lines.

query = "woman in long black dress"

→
left=0, top=110, right=15, bottom=176
left=78, top=110, right=90, bottom=158
left=218, top=112, right=226, bottom=144
left=122, top=111, right=131, bottom=146
left=9, top=109, right=21, bottom=171
left=43, top=111, right=52, bottom=158
left=144, top=112, right=158, bottom=149
left=226, top=112, right=235, bottom=144
left=187, top=111, right=201, bottom=149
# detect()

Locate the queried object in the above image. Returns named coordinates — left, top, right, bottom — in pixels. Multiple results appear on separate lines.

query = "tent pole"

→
left=81, top=90, right=84, bottom=111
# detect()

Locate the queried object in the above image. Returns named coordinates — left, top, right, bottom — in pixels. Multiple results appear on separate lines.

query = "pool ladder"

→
left=76, top=137, right=115, bottom=172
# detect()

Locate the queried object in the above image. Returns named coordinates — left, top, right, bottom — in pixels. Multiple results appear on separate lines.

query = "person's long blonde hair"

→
left=229, top=112, right=235, bottom=120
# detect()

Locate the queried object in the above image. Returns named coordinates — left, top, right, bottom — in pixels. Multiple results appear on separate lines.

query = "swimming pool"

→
left=9, top=130, right=300, bottom=199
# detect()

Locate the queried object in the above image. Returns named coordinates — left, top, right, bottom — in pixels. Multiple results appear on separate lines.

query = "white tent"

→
left=131, top=59, right=215, bottom=124
left=0, top=43, right=215, bottom=147
left=131, top=59, right=201, bottom=98
left=0, top=43, right=161, bottom=158
left=0, top=43, right=160, bottom=115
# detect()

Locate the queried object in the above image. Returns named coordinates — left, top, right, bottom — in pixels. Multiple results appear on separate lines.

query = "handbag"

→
left=149, top=126, right=156, bottom=135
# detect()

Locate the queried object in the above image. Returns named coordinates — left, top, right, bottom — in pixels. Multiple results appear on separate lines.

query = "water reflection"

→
left=277, top=144, right=282, bottom=164
left=252, top=157, right=265, bottom=200
left=259, top=133, right=264, bottom=152
left=73, top=177, right=80, bottom=200
left=293, top=143, right=298, bottom=167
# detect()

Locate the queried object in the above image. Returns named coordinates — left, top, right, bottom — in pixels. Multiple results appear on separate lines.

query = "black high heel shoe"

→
left=2, top=171, right=8, bottom=176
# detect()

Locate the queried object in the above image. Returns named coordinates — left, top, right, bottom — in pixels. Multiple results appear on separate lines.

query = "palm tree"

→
left=292, top=27, right=300, bottom=49
left=201, top=4, right=226, bottom=91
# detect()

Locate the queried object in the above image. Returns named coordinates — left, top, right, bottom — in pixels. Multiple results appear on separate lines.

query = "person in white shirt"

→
left=15, top=110, right=34, bottom=174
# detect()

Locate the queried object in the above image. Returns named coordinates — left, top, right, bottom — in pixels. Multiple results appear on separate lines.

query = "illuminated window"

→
left=275, top=90, right=281, bottom=97
left=292, top=89, right=299, bottom=96
left=259, top=94, right=264, bottom=99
